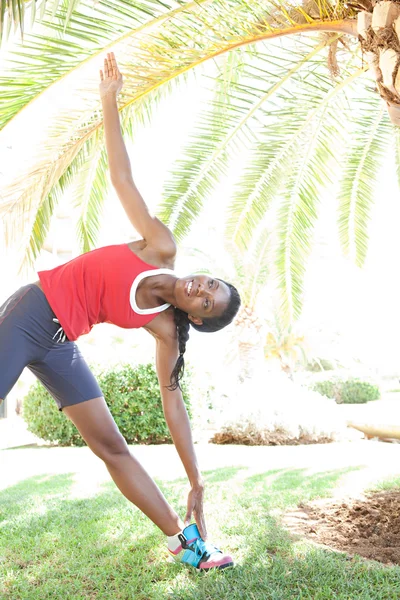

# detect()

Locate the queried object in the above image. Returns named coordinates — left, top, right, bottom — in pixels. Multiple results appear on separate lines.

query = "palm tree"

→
left=264, top=317, right=321, bottom=378
left=1, top=0, right=399, bottom=325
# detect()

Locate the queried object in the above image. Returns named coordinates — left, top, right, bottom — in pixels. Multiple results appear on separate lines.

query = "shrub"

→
left=23, top=383, right=85, bottom=446
left=98, top=363, right=191, bottom=444
left=210, top=372, right=348, bottom=446
left=311, top=377, right=380, bottom=404
left=23, top=363, right=192, bottom=446
left=311, top=379, right=341, bottom=402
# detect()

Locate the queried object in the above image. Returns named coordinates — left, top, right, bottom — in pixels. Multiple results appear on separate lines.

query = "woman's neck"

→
left=137, top=272, right=177, bottom=308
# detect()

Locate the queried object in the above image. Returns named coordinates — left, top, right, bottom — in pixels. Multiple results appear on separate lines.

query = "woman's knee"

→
left=63, top=397, right=129, bottom=462
left=88, top=431, right=130, bottom=463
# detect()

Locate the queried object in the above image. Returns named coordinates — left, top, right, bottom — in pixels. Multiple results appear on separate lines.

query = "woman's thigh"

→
left=28, top=341, right=103, bottom=411
left=63, top=397, right=128, bottom=459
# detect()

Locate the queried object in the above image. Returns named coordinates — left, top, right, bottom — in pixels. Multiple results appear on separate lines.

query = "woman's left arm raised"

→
left=99, top=52, right=176, bottom=257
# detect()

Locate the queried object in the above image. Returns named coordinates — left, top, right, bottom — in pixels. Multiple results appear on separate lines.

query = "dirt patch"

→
left=283, top=490, right=400, bottom=565
left=211, top=430, right=333, bottom=446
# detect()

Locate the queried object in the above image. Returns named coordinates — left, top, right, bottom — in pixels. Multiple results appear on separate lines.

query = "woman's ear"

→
left=188, top=315, right=203, bottom=326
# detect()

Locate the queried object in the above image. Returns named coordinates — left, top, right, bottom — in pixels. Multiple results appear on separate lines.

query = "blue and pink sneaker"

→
left=169, top=523, right=234, bottom=571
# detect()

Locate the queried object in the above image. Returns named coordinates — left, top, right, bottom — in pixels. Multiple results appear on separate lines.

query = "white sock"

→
left=167, top=531, right=184, bottom=553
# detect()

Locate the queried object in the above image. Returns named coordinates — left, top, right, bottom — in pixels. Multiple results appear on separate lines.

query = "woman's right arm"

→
left=144, top=317, right=207, bottom=539
left=100, top=53, right=176, bottom=256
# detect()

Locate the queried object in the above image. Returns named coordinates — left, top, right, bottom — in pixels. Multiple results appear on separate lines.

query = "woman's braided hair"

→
left=168, top=280, right=241, bottom=390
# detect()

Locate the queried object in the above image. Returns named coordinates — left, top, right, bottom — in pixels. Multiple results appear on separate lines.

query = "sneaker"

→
left=169, top=523, right=234, bottom=571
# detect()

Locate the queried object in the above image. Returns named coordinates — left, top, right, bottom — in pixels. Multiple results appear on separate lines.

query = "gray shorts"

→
left=0, top=284, right=102, bottom=410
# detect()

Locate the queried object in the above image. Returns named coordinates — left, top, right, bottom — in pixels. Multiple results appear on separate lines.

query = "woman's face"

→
left=174, top=275, right=230, bottom=324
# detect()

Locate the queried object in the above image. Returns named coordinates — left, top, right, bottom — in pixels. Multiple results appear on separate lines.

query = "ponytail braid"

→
left=168, top=308, right=191, bottom=391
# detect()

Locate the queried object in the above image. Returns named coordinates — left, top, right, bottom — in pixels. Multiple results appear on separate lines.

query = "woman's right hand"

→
left=185, top=481, right=207, bottom=540
left=99, top=52, right=123, bottom=100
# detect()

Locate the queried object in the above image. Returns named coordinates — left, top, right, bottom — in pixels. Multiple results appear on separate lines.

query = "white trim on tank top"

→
left=129, top=268, right=174, bottom=315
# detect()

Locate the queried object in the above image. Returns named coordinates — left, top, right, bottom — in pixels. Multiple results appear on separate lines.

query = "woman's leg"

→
left=63, top=397, right=184, bottom=536
left=0, top=285, right=48, bottom=406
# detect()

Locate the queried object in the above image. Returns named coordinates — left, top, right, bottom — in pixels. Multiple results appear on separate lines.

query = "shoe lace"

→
left=191, top=537, right=220, bottom=561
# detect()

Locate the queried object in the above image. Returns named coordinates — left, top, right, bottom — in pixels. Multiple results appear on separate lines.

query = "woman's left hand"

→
left=185, top=482, right=207, bottom=540
left=99, top=52, right=123, bottom=99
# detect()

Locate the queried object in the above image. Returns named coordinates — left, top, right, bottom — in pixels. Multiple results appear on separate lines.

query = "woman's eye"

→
left=208, top=279, right=214, bottom=288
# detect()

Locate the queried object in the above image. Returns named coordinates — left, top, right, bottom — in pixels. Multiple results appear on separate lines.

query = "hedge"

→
left=311, top=377, right=380, bottom=404
left=23, top=363, right=192, bottom=446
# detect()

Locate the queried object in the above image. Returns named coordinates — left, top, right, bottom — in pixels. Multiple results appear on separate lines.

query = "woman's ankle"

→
left=167, top=531, right=186, bottom=554
left=163, top=517, right=184, bottom=538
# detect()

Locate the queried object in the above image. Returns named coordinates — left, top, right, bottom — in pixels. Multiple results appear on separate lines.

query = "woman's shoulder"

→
left=127, top=240, right=176, bottom=270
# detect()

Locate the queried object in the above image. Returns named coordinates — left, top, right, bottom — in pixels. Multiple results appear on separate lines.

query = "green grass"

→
left=1, top=454, right=400, bottom=599
left=369, top=476, right=400, bottom=492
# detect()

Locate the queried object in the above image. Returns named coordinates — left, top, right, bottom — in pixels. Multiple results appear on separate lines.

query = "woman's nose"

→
left=196, top=283, right=206, bottom=296
left=196, top=283, right=212, bottom=298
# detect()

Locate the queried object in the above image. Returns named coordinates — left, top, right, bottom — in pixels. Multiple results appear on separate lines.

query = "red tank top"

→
left=38, top=244, right=172, bottom=341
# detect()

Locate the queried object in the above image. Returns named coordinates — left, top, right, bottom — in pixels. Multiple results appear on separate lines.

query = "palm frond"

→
left=3, top=0, right=356, bottom=44
left=5, top=75, right=189, bottom=267
left=21, top=99, right=150, bottom=266
left=156, top=91, right=234, bottom=241
left=0, top=0, right=171, bottom=131
left=0, top=0, right=86, bottom=42
left=158, top=43, right=254, bottom=237
left=158, top=35, right=345, bottom=242
left=0, top=0, right=358, bottom=136
left=74, top=138, right=109, bottom=254
left=0, top=0, right=358, bottom=269
left=224, top=226, right=272, bottom=306
left=271, top=64, right=384, bottom=325
left=22, top=189, right=58, bottom=270
left=248, top=227, right=272, bottom=306
left=274, top=82, right=357, bottom=325
left=337, top=98, right=392, bottom=266
left=20, top=139, right=90, bottom=269
left=121, top=75, right=193, bottom=132
left=1, top=0, right=25, bottom=41
left=227, top=42, right=365, bottom=251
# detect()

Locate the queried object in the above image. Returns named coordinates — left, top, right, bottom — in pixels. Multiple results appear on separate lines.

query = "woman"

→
left=0, top=53, right=241, bottom=571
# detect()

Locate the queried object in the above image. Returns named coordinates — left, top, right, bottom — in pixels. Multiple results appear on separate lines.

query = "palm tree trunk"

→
left=357, top=1, right=400, bottom=124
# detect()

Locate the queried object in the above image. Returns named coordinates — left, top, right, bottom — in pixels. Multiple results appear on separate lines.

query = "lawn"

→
left=1, top=442, right=400, bottom=599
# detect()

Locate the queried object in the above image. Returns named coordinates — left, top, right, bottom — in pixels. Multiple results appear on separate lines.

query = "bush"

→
left=311, top=377, right=380, bottom=404
left=23, top=383, right=85, bottom=446
left=210, top=372, right=348, bottom=446
left=311, top=379, right=341, bottom=402
left=23, top=363, right=192, bottom=446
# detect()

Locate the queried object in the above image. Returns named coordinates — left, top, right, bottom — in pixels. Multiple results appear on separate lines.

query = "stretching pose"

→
left=0, top=53, right=241, bottom=571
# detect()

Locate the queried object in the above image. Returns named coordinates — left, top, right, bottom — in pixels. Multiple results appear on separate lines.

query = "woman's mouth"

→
left=187, top=280, right=193, bottom=297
